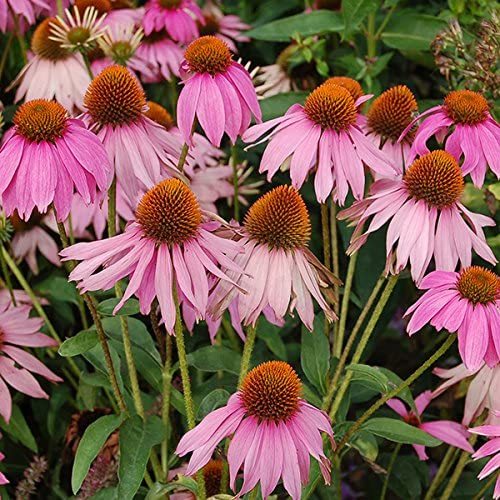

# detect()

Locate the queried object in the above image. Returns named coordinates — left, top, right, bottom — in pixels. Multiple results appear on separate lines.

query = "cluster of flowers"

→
left=0, top=0, right=498, bottom=497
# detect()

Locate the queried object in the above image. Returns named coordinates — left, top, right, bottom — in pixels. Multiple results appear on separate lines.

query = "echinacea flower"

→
left=169, top=459, right=224, bottom=499
left=0, top=99, right=112, bottom=221
left=176, top=361, right=334, bottom=500
left=10, top=210, right=60, bottom=274
left=81, top=65, right=179, bottom=202
left=178, top=36, right=261, bottom=147
left=366, top=85, right=418, bottom=168
left=198, top=0, right=250, bottom=53
left=9, top=18, right=91, bottom=111
left=61, top=179, right=245, bottom=334
left=404, top=267, right=499, bottom=371
left=209, top=185, right=339, bottom=330
left=0, top=300, right=62, bottom=423
left=0, top=0, right=49, bottom=33
left=243, top=81, right=396, bottom=205
left=98, top=22, right=143, bottom=65
left=403, top=89, right=500, bottom=186
left=142, top=0, right=203, bottom=43
left=338, top=150, right=496, bottom=283
left=470, top=424, right=500, bottom=499
left=324, top=76, right=366, bottom=127
left=433, top=362, right=500, bottom=425
left=387, top=391, right=473, bottom=460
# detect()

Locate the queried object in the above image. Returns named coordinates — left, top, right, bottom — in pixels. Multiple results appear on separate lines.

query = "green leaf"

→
left=34, top=275, right=80, bottom=305
left=72, top=414, right=123, bottom=494
left=378, top=367, right=417, bottom=413
left=488, top=182, right=500, bottom=201
left=0, top=405, right=38, bottom=452
left=361, top=418, right=442, bottom=446
left=246, top=10, right=343, bottom=42
left=197, top=389, right=230, bottom=420
left=381, top=10, right=447, bottom=51
left=342, top=0, right=379, bottom=39
left=300, top=316, right=330, bottom=395
left=258, top=319, right=287, bottom=360
left=187, top=346, right=241, bottom=375
left=146, top=477, right=198, bottom=499
left=347, top=364, right=390, bottom=393
left=98, top=298, right=140, bottom=316
left=118, top=415, right=165, bottom=499
left=59, top=329, right=98, bottom=357
left=350, top=430, right=379, bottom=461
left=260, top=92, right=308, bottom=121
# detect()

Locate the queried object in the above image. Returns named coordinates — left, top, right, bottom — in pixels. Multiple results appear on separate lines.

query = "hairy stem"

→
left=231, top=146, right=240, bottom=221
left=238, top=324, right=257, bottom=387
left=380, top=443, right=401, bottom=500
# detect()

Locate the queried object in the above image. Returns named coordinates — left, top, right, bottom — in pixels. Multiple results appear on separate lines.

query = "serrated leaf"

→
left=0, top=405, right=38, bottom=452
left=59, top=329, right=98, bottom=357
left=98, top=298, right=140, bottom=316
left=197, top=389, right=230, bottom=420
left=361, top=418, right=442, bottom=446
left=187, top=346, right=241, bottom=375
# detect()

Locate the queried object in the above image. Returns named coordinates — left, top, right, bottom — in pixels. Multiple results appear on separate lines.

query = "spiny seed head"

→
left=444, top=90, right=489, bottom=125
left=404, top=151, right=464, bottom=208
left=185, top=36, right=232, bottom=76
left=457, top=266, right=499, bottom=305
left=32, top=18, right=70, bottom=60
left=84, top=65, right=146, bottom=125
left=324, top=76, right=363, bottom=102
left=14, top=99, right=67, bottom=143
left=240, top=361, right=301, bottom=422
left=75, top=0, right=112, bottom=15
left=144, top=101, right=174, bottom=130
left=158, top=0, right=182, bottom=8
left=304, top=83, right=357, bottom=131
left=367, top=85, right=418, bottom=141
left=244, top=185, right=311, bottom=250
left=202, top=460, right=223, bottom=497
left=136, top=179, right=201, bottom=245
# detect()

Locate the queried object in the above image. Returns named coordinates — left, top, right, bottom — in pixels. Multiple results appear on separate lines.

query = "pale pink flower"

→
left=338, top=151, right=496, bottom=283
left=60, top=179, right=245, bottom=334
left=209, top=186, right=338, bottom=331
left=243, top=81, right=396, bottom=205
left=199, top=0, right=250, bottom=53
left=176, top=361, right=334, bottom=500
left=470, top=424, right=500, bottom=499
left=178, top=36, right=261, bottom=147
left=254, top=63, right=292, bottom=99
left=0, top=300, right=62, bottom=423
left=402, top=89, right=500, bottom=186
left=0, top=450, right=7, bottom=485
left=142, top=0, right=203, bottom=43
left=433, top=362, right=500, bottom=426
left=0, top=99, right=112, bottom=221
left=81, top=65, right=179, bottom=203
left=102, top=5, right=143, bottom=29
left=10, top=210, right=60, bottom=274
left=387, top=391, right=473, bottom=460
left=404, top=267, right=499, bottom=371
left=9, top=18, right=91, bottom=111
left=0, top=0, right=49, bottom=33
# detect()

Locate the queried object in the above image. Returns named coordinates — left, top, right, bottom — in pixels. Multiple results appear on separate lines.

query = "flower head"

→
left=178, top=36, right=261, bottom=146
left=402, top=89, right=500, bottom=186
left=0, top=300, right=62, bottom=423
left=61, top=179, right=245, bottom=333
left=0, top=99, right=112, bottom=221
left=470, top=424, right=500, bottom=499
left=324, top=76, right=364, bottom=102
left=405, top=267, right=499, bottom=371
left=98, top=22, right=143, bottom=65
left=209, top=186, right=339, bottom=330
left=338, top=150, right=496, bottom=282
left=387, top=391, right=473, bottom=460
left=176, top=361, right=334, bottom=500
left=243, top=82, right=396, bottom=204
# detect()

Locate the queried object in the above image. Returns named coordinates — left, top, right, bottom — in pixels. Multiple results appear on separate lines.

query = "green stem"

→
left=0, top=244, right=16, bottom=306
left=81, top=50, right=94, bottom=79
left=330, top=274, right=398, bottom=421
left=56, top=0, right=63, bottom=16
left=321, top=203, right=331, bottom=271
left=472, top=473, right=499, bottom=500
left=336, top=335, right=456, bottom=454
left=231, top=146, right=240, bottom=222
left=238, top=324, right=257, bottom=387
left=380, top=443, right=401, bottom=500
left=366, top=12, right=377, bottom=58
left=151, top=304, right=166, bottom=363
left=0, top=31, right=14, bottom=81
left=177, top=143, right=189, bottom=173
left=323, top=272, right=385, bottom=411
left=107, top=176, right=117, bottom=237
left=330, top=203, right=340, bottom=321
left=424, top=446, right=460, bottom=500
left=161, top=334, right=173, bottom=479
left=374, top=6, right=397, bottom=39
left=333, top=251, right=359, bottom=358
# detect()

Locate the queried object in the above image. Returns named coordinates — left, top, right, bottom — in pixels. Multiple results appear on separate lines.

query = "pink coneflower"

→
left=10, top=210, right=60, bottom=274
left=209, top=186, right=338, bottom=330
left=142, top=0, right=203, bottom=43
left=366, top=85, right=418, bottom=169
left=470, top=424, right=500, bottom=499
left=243, top=81, right=396, bottom=205
left=0, top=450, right=7, bottom=485
left=0, top=300, right=62, bottom=423
left=0, top=0, right=49, bottom=33
left=402, top=89, right=500, bottom=186
left=387, top=391, right=473, bottom=460
left=338, top=150, right=496, bottom=283
left=198, top=0, right=250, bottom=53
left=0, top=99, right=112, bottom=221
left=60, top=179, right=245, bottom=334
left=81, top=65, right=179, bottom=202
left=9, top=18, right=91, bottom=111
left=433, top=362, right=500, bottom=426
left=178, top=36, right=261, bottom=147
left=176, top=361, right=334, bottom=499
left=405, top=267, right=499, bottom=371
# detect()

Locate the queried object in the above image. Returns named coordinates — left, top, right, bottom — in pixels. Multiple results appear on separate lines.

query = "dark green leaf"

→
left=145, top=477, right=198, bottom=499
left=98, top=298, right=140, bottom=316
left=350, top=430, right=379, bottom=461
left=361, top=417, right=442, bottom=445
left=197, top=389, right=230, bottom=420
left=347, top=364, right=390, bottom=393
left=343, top=0, right=379, bottom=39
left=260, top=92, right=308, bottom=121
left=34, top=275, right=80, bottom=305
left=258, top=319, right=287, bottom=360
left=59, top=329, right=98, bottom=357
left=0, top=405, right=38, bottom=452
left=187, top=346, right=241, bottom=375
left=378, top=367, right=417, bottom=413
